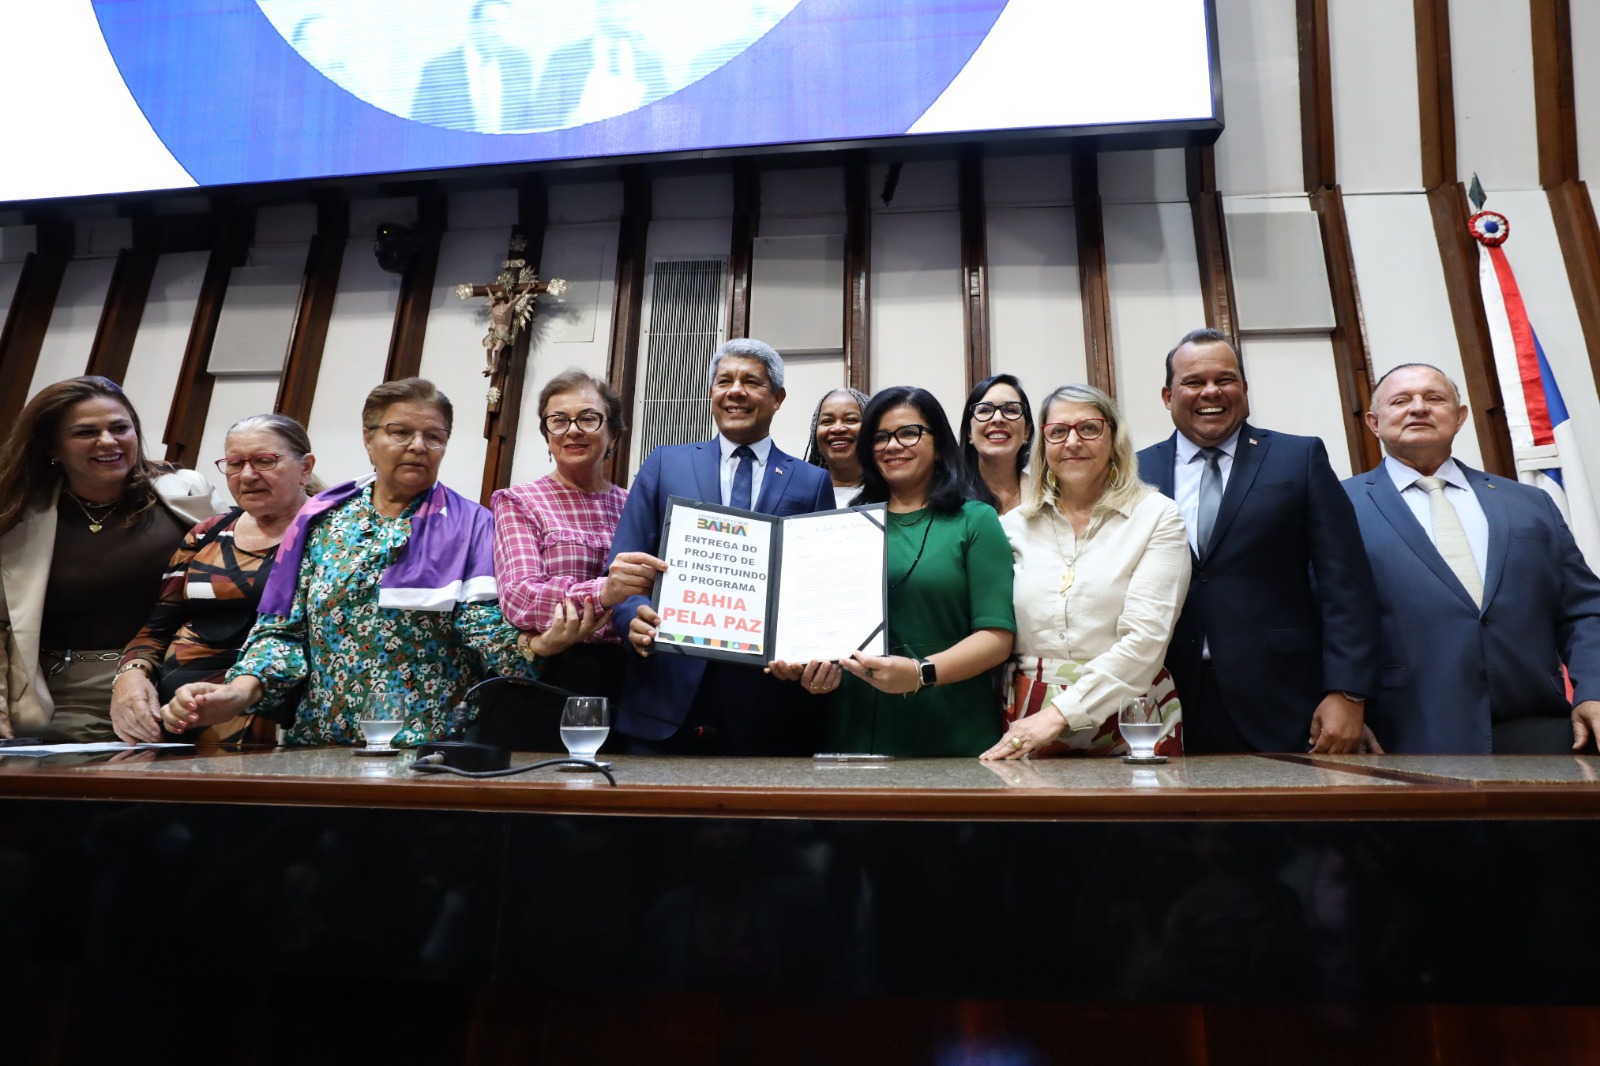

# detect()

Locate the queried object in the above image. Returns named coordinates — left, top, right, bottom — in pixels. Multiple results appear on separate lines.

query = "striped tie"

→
left=1417, top=475, right=1483, bottom=607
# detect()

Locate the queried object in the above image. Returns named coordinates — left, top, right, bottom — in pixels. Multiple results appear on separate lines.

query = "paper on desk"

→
left=0, top=742, right=194, bottom=757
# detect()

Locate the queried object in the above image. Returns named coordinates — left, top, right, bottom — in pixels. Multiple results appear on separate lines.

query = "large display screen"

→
left=0, top=1, right=1219, bottom=205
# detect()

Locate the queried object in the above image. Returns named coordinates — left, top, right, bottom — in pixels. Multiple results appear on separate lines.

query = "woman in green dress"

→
left=832, top=386, right=1016, bottom=756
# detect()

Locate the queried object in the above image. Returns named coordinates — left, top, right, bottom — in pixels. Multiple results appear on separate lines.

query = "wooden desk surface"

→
left=4, top=747, right=1600, bottom=820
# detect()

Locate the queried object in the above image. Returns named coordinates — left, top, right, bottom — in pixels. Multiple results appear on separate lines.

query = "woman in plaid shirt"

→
left=489, top=368, right=630, bottom=749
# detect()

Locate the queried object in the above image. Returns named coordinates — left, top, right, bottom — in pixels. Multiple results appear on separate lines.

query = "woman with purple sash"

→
left=164, top=379, right=581, bottom=745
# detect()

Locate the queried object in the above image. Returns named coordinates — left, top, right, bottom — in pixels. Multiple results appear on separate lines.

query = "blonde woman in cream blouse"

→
left=981, top=384, right=1191, bottom=759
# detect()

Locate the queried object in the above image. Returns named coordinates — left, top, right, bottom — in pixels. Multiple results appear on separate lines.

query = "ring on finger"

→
left=1009, top=736, right=1024, bottom=750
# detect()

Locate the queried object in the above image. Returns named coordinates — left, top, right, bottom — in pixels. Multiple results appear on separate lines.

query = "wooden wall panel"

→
left=843, top=155, right=871, bottom=395
left=1297, top=0, right=1336, bottom=193
left=385, top=185, right=446, bottom=383
left=1073, top=152, right=1115, bottom=398
left=0, top=220, right=71, bottom=426
left=1414, top=0, right=1457, bottom=190
left=725, top=159, right=757, bottom=341
left=958, top=149, right=991, bottom=393
left=85, top=217, right=159, bottom=384
left=1310, top=186, right=1381, bottom=473
left=276, top=197, right=348, bottom=425
left=162, top=206, right=252, bottom=467
left=1186, top=146, right=1239, bottom=346
left=605, top=169, right=651, bottom=482
left=1427, top=183, right=1515, bottom=477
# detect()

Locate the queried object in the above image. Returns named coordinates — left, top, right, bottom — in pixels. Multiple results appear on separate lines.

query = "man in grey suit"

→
left=1343, top=362, right=1600, bottom=753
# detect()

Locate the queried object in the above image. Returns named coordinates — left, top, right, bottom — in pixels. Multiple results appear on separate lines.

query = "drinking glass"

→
left=1118, top=695, right=1165, bottom=763
left=560, top=697, right=610, bottom=761
left=357, top=691, right=406, bottom=755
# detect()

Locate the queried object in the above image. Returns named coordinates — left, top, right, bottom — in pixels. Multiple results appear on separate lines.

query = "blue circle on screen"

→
left=90, top=0, right=1009, bottom=189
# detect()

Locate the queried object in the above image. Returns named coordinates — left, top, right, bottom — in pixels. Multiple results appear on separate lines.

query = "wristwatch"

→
left=1338, top=691, right=1367, bottom=703
left=917, top=658, right=938, bottom=690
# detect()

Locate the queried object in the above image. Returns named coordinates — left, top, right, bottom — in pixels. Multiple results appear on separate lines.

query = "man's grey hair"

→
left=708, top=338, right=785, bottom=390
left=1371, top=362, right=1462, bottom=407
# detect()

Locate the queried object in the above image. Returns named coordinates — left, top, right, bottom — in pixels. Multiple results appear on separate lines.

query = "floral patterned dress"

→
left=228, top=485, right=532, bottom=746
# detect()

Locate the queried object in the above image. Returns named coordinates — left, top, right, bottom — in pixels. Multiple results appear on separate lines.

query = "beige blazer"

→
left=0, top=470, right=227, bottom=737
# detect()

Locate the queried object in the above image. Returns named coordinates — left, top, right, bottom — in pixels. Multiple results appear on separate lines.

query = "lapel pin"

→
left=775, top=467, right=784, bottom=475
left=1248, top=438, right=1258, bottom=445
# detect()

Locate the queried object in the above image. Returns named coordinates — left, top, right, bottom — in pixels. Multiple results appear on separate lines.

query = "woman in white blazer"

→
left=0, top=377, right=225, bottom=742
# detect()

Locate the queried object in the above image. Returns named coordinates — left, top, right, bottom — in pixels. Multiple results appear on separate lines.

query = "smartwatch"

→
left=917, top=658, right=938, bottom=690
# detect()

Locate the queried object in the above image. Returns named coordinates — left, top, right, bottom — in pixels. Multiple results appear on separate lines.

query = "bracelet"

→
left=113, top=661, right=153, bottom=681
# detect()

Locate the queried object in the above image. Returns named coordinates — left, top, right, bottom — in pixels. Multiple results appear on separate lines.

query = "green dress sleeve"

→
left=963, top=501, right=1017, bottom=633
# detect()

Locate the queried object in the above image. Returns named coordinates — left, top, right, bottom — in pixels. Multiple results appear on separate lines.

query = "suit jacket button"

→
left=1480, top=617, right=1489, bottom=627
left=1198, top=571, right=1207, bottom=582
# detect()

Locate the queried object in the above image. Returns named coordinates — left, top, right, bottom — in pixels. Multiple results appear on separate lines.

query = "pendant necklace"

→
left=1049, top=508, right=1103, bottom=594
left=66, top=490, right=120, bottom=534
left=889, top=508, right=934, bottom=589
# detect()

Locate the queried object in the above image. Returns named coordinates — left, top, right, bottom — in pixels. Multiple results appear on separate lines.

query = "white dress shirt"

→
left=1173, top=427, right=1241, bottom=556
left=717, top=434, right=773, bottom=509
left=465, top=42, right=503, bottom=134
left=1001, top=490, right=1192, bottom=733
left=1383, top=454, right=1490, bottom=578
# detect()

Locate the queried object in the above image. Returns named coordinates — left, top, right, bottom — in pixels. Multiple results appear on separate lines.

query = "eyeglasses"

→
left=1041, top=418, right=1109, bottom=444
left=871, top=424, right=930, bottom=449
left=971, top=401, right=1025, bottom=422
left=542, top=411, right=606, bottom=434
left=372, top=423, right=450, bottom=450
left=215, top=453, right=286, bottom=474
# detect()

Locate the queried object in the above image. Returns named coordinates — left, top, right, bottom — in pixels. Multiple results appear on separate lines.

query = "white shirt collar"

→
left=1175, top=426, right=1242, bottom=464
left=1384, top=453, right=1468, bottom=493
left=717, top=434, right=773, bottom=466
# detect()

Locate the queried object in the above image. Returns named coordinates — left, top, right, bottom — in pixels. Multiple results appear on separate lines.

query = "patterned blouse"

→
left=491, top=475, right=627, bottom=642
left=228, top=485, right=531, bottom=746
left=121, top=509, right=280, bottom=707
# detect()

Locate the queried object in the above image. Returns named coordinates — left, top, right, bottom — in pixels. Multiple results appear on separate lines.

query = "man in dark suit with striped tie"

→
left=1136, top=328, right=1380, bottom=753
left=600, top=339, right=837, bottom=754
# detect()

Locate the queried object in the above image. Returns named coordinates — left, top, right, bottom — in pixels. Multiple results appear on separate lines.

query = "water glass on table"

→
left=560, top=697, right=610, bottom=761
left=357, top=691, right=406, bottom=756
left=1118, top=695, right=1166, bottom=763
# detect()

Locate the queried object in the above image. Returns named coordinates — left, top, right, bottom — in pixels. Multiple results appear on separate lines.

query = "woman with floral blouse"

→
left=164, top=379, right=595, bottom=746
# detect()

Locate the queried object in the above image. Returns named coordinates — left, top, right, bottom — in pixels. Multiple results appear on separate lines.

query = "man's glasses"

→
left=215, top=453, right=286, bottom=474
left=542, top=411, right=606, bottom=434
left=373, top=423, right=450, bottom=450
left=871, top=424, right=930, bottom=449
left=971, top=401, right=1025, bottom=422
left=1041, top=418, right=1109, bottom=444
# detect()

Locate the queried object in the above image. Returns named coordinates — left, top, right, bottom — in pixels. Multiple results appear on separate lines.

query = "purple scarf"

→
left=258, top=477, right=499, bottom=617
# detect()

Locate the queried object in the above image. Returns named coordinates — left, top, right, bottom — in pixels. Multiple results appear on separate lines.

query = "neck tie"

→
left=1196, top=446, right=1223, bottom=555
left=1417, top=475, right=1483, bottom=606
left=730, top=445, right=755, bottom=511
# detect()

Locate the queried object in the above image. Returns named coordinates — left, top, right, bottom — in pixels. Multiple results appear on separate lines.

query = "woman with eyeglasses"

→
left=960, top=373, right=1034, bottom=515
left=981, top=385, right=1190, bottom=760
left=0, top=376, right=227, bottom=742
left=164, top=378, right=560, bottom=745
left=831, top=386, right=1016, bottom=756
left=113, top=414, right=324, bottom=744
left=488, top=368, right=636, bottom=746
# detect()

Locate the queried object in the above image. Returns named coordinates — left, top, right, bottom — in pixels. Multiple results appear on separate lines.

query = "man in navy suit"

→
left=1137, top=328, right=1379, bottom=753
left=1344, top=362, right=1600, bottom=753
left=599, top=339, right=838, bottom=754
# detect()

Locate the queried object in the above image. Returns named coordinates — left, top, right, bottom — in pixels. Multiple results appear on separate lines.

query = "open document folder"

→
left=650, top=497, right=888, bottom=665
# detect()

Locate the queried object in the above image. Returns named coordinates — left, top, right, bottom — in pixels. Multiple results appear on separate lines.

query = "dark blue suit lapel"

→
left=756, top=446, right=796, bottom=512
left=1464, top=463, right=1509, bottom=609
left=694, top=440, right=722, bottom=506
left=1365, top=465, right=1479, bottom=610
left=1203, top=423, right=1265, bottom=564
left=1146, top=436, right=1178, bottom=498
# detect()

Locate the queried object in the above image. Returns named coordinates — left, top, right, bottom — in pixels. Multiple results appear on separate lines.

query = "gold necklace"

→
left=65, top=490, right=120, bottom=534
left=1047, top=507, right=1102, bottom=593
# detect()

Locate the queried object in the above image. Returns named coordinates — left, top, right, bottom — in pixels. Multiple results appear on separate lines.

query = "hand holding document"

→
left=650, top=498, right=887, bottom=665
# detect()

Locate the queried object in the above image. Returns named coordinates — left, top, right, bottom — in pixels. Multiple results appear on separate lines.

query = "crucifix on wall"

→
left=455, top=233, right=566, bottom=413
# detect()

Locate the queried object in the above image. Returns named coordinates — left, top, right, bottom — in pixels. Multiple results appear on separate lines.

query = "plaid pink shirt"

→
left=491, top=475, right=628, bottom=643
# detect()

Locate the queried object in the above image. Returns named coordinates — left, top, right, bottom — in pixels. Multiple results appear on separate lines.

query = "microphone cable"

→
left=411, top=753, right=616, bottom=786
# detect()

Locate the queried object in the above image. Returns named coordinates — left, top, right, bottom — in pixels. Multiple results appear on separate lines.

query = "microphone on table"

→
left=414, top=674, right=615, bottom=778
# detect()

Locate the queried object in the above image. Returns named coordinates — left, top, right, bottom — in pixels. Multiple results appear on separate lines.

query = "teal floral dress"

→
left=228, top=486, right=532, bottom=746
